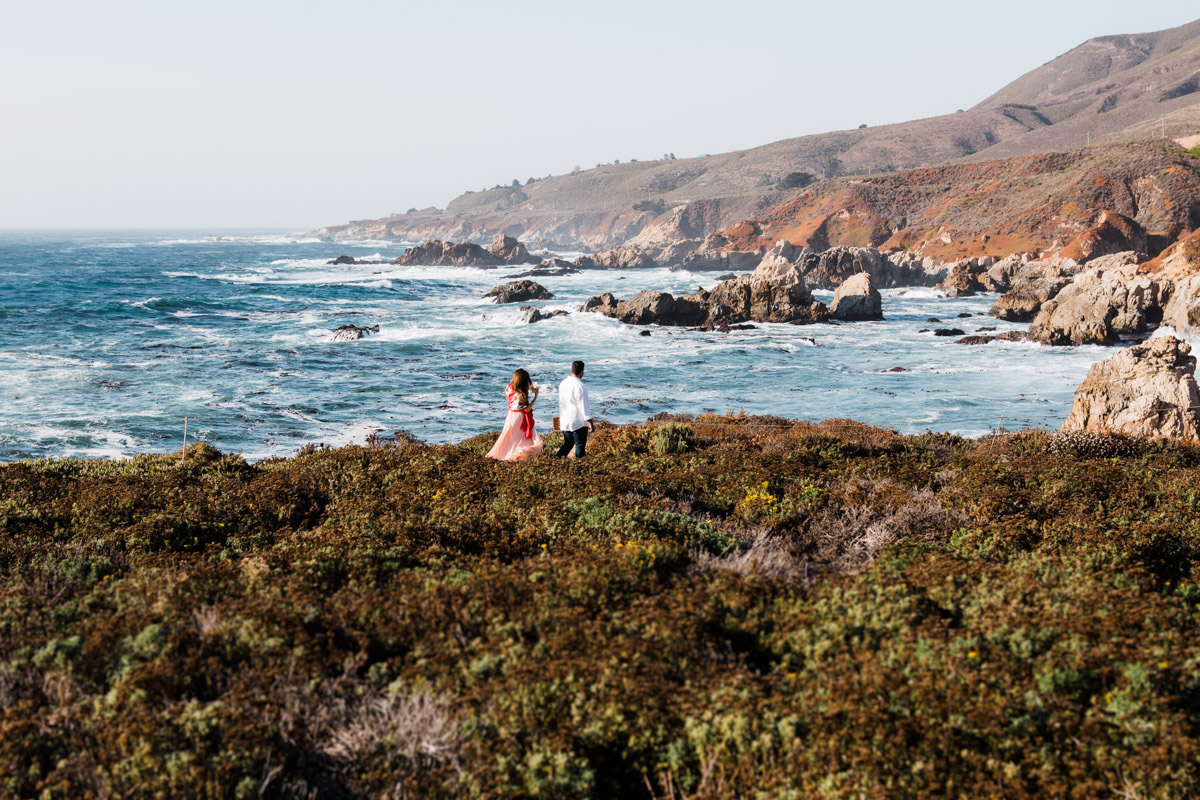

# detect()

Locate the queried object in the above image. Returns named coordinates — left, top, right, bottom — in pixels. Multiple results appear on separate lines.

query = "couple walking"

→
left=485, top=361, right=592, bottom=461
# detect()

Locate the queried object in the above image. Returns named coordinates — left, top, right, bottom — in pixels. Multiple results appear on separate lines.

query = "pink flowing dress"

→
left=485, top=388, right=544, bottom=461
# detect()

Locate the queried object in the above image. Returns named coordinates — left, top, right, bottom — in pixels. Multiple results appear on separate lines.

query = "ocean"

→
left=0, top=230, right=1117, bottom=462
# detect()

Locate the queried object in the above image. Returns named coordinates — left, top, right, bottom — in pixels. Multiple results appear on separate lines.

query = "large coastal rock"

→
left=1027, top=266, right=1164, bottom=346
left=1062, top=336, right=1200, bottom=441
left=796, top=247, right=891, bottom=290
left=483, top=280, right=553, bottom=304
left=794, top=247, right=946, bottom=290
left=573, top=246, right=659, bottom=270
left=988, top=253, right=1135, bottom=322
left=706, top=255, right=827, bottom=324
left=614, top=290, right=708, bottom=326
left=990, top=260, right=1076, bottom=322
left=829, top=272, right=882, bottom=320
left=579, top=254, right=828, bottom=327
left=393, top=239, right=504, bottom=268
left=937, top=260, right=989, bottom=297
left=487, top=234, right=534, bottom=264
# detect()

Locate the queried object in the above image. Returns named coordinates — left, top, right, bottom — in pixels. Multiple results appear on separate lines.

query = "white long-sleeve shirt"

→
left=557, top=375, right=591, bottom=432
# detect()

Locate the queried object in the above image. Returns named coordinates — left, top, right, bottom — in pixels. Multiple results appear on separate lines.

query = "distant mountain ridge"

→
left=312, top=17, right=1200, bottom=251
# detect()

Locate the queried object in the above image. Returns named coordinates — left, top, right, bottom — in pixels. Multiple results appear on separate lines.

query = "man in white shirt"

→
left=555, top=360, right=592, bottom=459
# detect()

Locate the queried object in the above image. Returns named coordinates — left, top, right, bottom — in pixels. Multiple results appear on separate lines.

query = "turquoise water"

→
left=0, top=230, right=1113, bottom=461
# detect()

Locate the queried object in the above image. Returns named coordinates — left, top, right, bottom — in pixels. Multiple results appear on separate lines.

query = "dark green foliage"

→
left=632, top=199, right=667, bottom=215
left=774, top=171, right=815, bottom=190
left=3, top=416, right=1200, bottom=797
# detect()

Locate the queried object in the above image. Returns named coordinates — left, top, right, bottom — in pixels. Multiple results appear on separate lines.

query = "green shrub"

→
left=632, top=199, right=667, bottom=215
left=652, top=423, right=695, bottom=455
left=774, top=171, right=815, bottom=190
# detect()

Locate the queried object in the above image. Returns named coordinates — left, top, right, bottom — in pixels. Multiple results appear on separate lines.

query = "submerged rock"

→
left=518, top=306, right=568, bottom=324
left=1062, top=336, right=1200, bottom=441
left=331, top=324, right=380, bottom=342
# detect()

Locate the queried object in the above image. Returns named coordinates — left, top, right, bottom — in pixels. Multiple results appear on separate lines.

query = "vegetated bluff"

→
left=311, top=17, right=1200, bottom=252
left=5, top=418, right=1200, bottom=797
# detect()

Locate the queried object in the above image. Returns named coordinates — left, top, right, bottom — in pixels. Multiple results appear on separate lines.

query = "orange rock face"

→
left=714, top=142, right=1200, bottom=263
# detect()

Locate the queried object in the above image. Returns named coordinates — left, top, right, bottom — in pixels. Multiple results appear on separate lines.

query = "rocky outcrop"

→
left=829, top=272, right=882, bottom=320
left=483, top=280, right=553, bottom=304
left=573, top=246, right=659, bottom=270
left=1145, top=230, right=1200, bottom=334
left=989, top=259, right=1077, bottom=321
left=331, top=324, right=380, bottom=342
left=580, top=255, right=828, bottom=327
left=393, top=240, right=504, bottom=268
left=611, top=290, right=708, bottom=326
left=706, top=255, right=827, bottom=324
left=1062, top=336, right=1200, bottom=441
left=487, top=234, right=534, bottom=264
left=1027, top=266, right=1164, bottom=345
left=1056, top=211, right=1149, bottom=263
left=796, top=247, right=891, bottom=290
left=938, top=260, right=989, bottom=297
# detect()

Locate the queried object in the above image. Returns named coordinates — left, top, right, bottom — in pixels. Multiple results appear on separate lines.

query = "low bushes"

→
left=2, top=415, right=1199, bottom=797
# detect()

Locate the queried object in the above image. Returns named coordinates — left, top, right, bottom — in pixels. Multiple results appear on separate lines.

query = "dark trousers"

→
left=556, top=426, right=588, bottom=458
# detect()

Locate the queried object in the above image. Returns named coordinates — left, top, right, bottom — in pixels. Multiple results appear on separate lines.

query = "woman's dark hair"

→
left=510, top=369, right=532, bottom=406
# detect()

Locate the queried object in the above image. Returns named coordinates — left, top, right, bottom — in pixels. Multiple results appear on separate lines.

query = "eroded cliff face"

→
left=713, top=143, right=1200, bottom=263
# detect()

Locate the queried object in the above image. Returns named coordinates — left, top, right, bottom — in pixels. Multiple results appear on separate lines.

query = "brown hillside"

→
left=312, top=18, right=1200, bottom=251
left=719, top=142, right=1200, bottom=262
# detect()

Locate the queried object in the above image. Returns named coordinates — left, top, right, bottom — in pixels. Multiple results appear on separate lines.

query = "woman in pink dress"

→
left=485, top=368, right=544, bottom=460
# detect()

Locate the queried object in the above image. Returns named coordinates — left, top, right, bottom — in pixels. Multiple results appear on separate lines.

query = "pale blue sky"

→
left=2, top=1, right=1198, bottom=230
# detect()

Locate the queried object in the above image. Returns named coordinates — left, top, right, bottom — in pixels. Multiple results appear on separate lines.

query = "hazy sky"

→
left=2, top=1, right=1198, bottom=230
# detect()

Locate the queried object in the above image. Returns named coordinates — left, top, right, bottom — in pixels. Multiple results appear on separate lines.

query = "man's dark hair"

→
left=571, top=360, right=585, bottom=376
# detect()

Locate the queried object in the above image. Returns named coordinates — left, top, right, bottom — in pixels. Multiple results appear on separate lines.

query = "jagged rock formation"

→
left=393, top=240, right=504, bottom=268
left=581, top=256, right=827, bottom=327
left=1055, top=211, right=1149, bottom=263
left=1027, top=266, right=1164, bottom=345
left=1062, top=336, right=1200, bottom=441
left=989, top=258, right=1078, bottom=321
left=1144, top=230, right=1200, bottom=335
left=938, top=261, right=989, bottom=297
left=829, top=273, right=882, bottom=320
left=330, top=324, right=380, bottom=342
left=392, top=235, right=536, bottom=268
left=483, top=280, right=553, bottom=304
left=573, top=246, right=659, bottom=270
left=487, top=234, right=534, bottom=264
